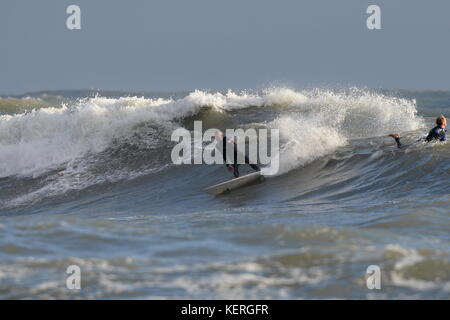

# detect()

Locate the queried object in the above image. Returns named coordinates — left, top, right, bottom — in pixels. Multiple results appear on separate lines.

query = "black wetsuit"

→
left=221, top=136, right=260, bottom=178
left=393, top=126, right=447, bottom=148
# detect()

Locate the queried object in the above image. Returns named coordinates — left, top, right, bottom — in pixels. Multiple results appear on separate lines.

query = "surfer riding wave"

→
left=215, top=130, right=260, bottom=178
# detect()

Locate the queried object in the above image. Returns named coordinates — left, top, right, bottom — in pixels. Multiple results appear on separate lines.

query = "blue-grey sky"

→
left=1, top=0, right=450, bottom=94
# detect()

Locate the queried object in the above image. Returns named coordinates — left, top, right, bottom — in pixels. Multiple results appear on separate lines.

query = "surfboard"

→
left=202, top=171, right=264, bottom=195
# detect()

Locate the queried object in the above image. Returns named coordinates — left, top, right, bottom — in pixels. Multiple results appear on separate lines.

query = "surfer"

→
left=215, top=130, right=260, bottom=178
left=389, top=115, right=447, bottom=148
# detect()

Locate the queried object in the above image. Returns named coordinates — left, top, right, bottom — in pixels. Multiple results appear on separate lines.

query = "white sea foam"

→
left=264, top=88, right=422, bottom=175
left=0, top=88, right=422, bottom=187
left=0, top=95, right=198, bottom=177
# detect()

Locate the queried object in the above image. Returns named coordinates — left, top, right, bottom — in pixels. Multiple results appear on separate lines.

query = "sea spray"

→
left=0, top=87, right=423, bottom=206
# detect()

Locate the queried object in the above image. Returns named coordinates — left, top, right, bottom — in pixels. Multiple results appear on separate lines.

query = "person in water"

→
left=215, top=130, right=260, bottom=178
left=389, top=115, right=447, bottom=148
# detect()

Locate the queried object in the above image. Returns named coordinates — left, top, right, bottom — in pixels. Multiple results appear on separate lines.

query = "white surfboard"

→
left=202, top=171, right=264, bottom=195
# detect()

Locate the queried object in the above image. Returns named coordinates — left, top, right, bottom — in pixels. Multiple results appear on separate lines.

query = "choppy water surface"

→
left=1, top=88, right=449, bottom=299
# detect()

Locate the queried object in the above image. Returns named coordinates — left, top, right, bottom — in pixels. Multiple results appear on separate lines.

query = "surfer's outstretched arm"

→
left=388, top=116, right=447, bottom=149
left=389, top=133, right=403, bottom=148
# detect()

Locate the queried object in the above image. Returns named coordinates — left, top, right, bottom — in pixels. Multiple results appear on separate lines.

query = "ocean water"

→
left=0, top=87, right=449, bottom=299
